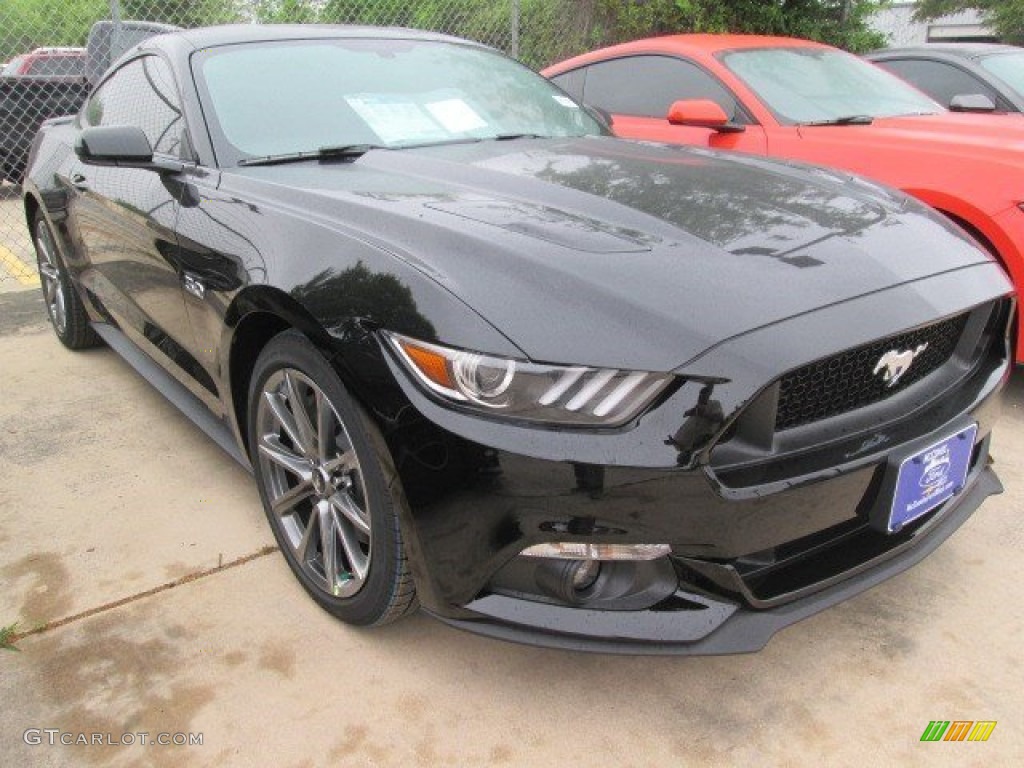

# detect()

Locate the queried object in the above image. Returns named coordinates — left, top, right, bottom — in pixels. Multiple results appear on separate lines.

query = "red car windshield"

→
left=721, top=47, right=942, bottom=124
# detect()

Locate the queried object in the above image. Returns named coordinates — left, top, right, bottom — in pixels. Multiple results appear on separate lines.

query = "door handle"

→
left=70, top=173, right=89, bottom=191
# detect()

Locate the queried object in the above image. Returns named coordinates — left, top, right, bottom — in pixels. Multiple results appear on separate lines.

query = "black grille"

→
left=775, top=313, right=968, bottom=431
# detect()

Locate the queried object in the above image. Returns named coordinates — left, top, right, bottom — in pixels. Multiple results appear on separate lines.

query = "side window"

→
left=82, top=55, right=185, bottom=157
left=879, top=58, right=998, bottom=108
left=581, top=55, right=743, bottom=121
left=550, top=68, right=585, bottom=102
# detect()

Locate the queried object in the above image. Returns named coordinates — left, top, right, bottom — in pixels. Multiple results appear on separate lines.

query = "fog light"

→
left=570, top=559, right=601, bottom=591
left=520, top=542, right=671, bottom=560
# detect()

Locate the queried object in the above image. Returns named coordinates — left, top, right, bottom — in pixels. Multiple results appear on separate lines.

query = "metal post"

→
left=510, top=0, right=520, bottom=59
left=110, top=0, right=121, bottom=24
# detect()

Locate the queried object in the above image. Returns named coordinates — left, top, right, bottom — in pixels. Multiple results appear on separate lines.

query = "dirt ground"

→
left=1, top=287, right=1021, bottom=767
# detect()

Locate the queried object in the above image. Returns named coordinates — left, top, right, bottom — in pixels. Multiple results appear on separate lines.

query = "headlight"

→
left=385, top=332, right=673, bottom=426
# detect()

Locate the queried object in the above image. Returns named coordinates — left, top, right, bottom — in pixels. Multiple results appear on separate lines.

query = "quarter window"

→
left=82, top=55, right=185, bottom=157
left=581, top=55, right=743, bottom=121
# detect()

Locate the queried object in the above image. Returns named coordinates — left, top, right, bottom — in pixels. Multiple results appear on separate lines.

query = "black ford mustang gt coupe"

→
left=23, top=25, right=1015, bottom=654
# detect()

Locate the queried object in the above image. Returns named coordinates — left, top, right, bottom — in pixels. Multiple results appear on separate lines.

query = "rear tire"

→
left=32, top=211, right=99, bottom=349
left=248, top=330, right=418, bottom=626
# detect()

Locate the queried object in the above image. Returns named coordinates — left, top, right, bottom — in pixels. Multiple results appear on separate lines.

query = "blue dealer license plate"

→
left=889, top=425, right=977, bottom=533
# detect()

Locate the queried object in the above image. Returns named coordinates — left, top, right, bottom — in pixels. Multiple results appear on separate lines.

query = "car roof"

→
left=168, top=23, right=477, bottom=50
left=871, top=43, right=1021, bottom=60
left=543, top=34, right=831, bottom=75
left=602, top=34, right=830, bottom=55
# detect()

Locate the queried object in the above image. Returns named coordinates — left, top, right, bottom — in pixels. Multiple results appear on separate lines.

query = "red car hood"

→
left=801, top=112, right=1024, bottom=159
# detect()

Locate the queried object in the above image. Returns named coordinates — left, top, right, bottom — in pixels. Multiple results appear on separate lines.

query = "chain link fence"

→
left=0, top=0, right=638, bottom=288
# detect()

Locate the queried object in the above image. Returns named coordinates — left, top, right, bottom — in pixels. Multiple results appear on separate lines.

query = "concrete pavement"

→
left=1, top=288, right=1022, bottom=767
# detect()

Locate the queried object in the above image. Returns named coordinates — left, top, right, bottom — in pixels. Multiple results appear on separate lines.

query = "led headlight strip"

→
left=385, top=332, right=672, bottom=427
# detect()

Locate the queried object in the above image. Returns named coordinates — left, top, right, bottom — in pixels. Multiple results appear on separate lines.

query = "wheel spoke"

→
left=41, top=275, right=57, bottom=304
left=258, top=434, right=313, bottom=479
left=283, top=371, right=318, bottom=458
left=336, top=511, right=369, bottom=581
left=317, top=499, right=340, bottom=594
left=323, top=450, right=358, bottom=475
left=264, top=390, right=313, bottom=458
left=38, top=262, right=58, bottom=281
left=315, top=389, right=333, bottom=463
left=329, top=490, right=371, bottom=536
left=297, top=508, right=318, bottom=562
left=271, top=478, right=314, bottom=517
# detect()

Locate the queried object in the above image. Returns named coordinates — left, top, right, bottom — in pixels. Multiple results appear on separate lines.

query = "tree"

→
left=914, top=1, right=1024, bottom=43
left=1, top=0, right=108, bottom=59
left=519, top=1, right=888, bottom=68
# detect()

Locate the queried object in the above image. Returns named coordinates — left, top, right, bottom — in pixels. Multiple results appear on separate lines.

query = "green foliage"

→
left=1, top=1, right=889, bottom=67
left=0, top=0, right=242, bottom=60
left=914, top=0, right=1024, bottom=43
left=519, top=0, right=887, bottom=68
left=0, top=622, right=20, bottom=652
left=2, top=0, right=108, bottom=59
left=119, top=0, right=244, bottom=28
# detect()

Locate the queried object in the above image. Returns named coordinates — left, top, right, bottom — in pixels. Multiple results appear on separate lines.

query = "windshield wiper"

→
left=492, top=132, right=547, bottom=141
left=801, top=115, right=874, bottom=126
left=238, top=144, right=384, bottom=167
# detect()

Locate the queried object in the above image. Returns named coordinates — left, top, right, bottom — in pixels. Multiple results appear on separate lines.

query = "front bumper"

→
left=430, top=464, right=1001, bottom=655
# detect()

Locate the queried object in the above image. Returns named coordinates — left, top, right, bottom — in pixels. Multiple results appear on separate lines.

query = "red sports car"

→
left=544, top=35, right=1024, bottom=362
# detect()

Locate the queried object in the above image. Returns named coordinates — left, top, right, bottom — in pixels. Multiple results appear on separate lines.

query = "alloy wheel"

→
left=255, top=368, right=371, bottom=598
left=35, top=218, right=67, bottom=336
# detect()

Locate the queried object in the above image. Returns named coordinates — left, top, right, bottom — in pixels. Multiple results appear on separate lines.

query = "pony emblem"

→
left=873, top=343, right=929, bottom=387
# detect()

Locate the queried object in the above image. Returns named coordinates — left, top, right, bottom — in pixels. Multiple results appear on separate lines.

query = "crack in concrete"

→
left=7, top=545, right=278, bottom=644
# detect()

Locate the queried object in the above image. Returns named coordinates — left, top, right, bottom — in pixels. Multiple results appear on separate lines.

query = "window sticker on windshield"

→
left=552, top=94, right=579, bottom=109
left=345, top=95, right=449, bottom=145
left=425, top=98, right=488, bottom=134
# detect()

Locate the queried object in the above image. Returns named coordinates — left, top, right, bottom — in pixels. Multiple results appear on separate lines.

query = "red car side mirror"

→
left=666, top=99, right=746, bottom=133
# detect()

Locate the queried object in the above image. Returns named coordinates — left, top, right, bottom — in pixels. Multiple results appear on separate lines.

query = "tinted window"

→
left=194, top=39, right=603, bottom=163
left=581, top=55, right=741, bottom=120
left=879, top=58, right=998, bottom=107
left=550, top=68, right=585, bottom=102
left=27, top=55, right=84, bottom=77
left=84, top=56, right=184, bottom=156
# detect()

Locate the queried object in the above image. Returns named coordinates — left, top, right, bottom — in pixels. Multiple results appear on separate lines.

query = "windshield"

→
left=979, top=51, right=1024, bottom=97
left=721, top=47, right=942, bottom=124
left=194, top=38, right=603, bottom=164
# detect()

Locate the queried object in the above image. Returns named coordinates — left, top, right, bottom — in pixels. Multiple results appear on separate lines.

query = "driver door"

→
left=65, top=54, right=204, bottom=397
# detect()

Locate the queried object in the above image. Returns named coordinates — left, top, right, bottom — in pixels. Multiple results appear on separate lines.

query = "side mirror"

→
left=667, top=99, right=745, bottom=133
left=949, top=93, right=997, bottom=113
left=75, top=125, right=183, bottom=172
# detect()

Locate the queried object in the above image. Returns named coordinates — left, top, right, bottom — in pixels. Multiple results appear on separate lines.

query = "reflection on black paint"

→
left=533, top=149, right=889, bottom=267
left=291, top=260, right=436, bottom=339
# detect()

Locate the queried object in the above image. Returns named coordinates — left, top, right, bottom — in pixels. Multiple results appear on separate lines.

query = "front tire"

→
left=248, top=330, right=417, bottom=626
left=32, top=211, right=99, bottom=349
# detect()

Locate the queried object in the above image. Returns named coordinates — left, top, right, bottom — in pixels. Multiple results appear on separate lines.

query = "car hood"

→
left=229, top=136, right=992, bottom=371
left=801, top=112, right=1024, bottom=159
